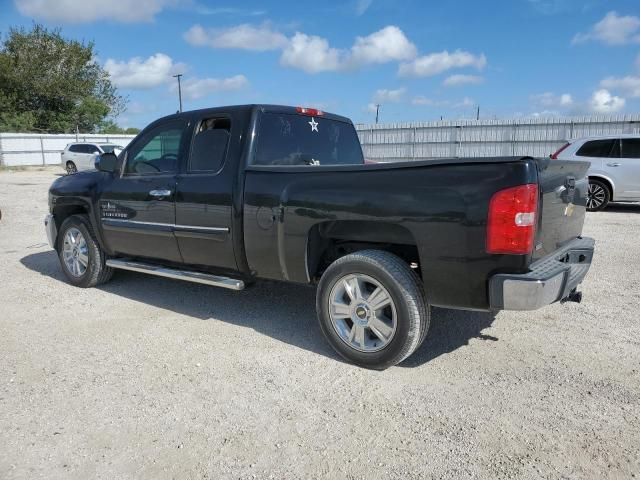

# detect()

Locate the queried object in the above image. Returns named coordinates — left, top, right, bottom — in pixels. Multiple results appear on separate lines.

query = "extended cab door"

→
left=98, top=118, right=188, bottom=263
left=174, top=115, right=237, bottom=270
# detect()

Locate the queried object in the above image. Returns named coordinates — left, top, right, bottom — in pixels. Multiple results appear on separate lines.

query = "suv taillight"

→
left=550, top=142, right=570, bottom=159
left=486, top=184, right=538, bottom=255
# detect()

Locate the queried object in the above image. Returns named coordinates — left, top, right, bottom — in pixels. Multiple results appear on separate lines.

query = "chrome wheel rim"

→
left=66, top=163, right=77, bottom=174
left=62, top=227, right=89, bottom=277
left=328, top=273, right=397, bottom=353
left=587, top=183, right=606, bottom=210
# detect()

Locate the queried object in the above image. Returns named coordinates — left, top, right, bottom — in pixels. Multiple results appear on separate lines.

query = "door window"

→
left=188, top=118, right=231, bottom=173
left=575, top=139, right=615, bottom=158
left=68, top=144, right=82, bottom=153
left=621, top=139, right=640, bottom=159
left=124, top=121, right=186, bottom=175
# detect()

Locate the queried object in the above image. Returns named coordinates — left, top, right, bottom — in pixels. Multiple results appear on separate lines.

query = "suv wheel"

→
left=57, top=214, right=113, bottom=287
left=587, top=179, right=610, bottom=211
left=316, top=250, right=429, bottom=370
left=66, top=162, right=77, bottom=175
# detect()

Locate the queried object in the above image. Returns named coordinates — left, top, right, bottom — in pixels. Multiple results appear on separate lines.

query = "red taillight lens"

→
left=296, top=106, right=324, bottom=116
left=550, top=142, right=570, bottom=159
left=486, top=184, right=538, bottom=255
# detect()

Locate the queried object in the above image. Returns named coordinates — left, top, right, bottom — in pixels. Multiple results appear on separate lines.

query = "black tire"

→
left=316, top=250, right=429, bottom=370
left=57, top=214, right=113, bottom=288
left=66, top=162, right=77, bottom=175
left=587, top=179, right=610, bottom=212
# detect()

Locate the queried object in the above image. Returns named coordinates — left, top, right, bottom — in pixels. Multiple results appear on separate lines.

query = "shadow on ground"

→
left=21, top=250, right=498, bottom=369
left=604, top=202, right=640, bottom=213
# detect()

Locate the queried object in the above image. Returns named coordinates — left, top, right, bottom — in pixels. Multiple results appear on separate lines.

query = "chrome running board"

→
left=106, top=259, right=245, bottom=291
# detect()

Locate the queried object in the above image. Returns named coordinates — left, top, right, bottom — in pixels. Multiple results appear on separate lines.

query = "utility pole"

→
left=476, top=105, right=480, bottom=121
left=375, top=104, right=381, bottom=124
left=173, top=74, right=183, bottom=113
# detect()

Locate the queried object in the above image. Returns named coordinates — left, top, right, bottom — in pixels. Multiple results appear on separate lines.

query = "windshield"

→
left=254, top=113, right=364, bottom=166
left=100, top=145, right=124, bottom=153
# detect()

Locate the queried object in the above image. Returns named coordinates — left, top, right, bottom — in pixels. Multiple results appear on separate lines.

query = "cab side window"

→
left=188, top=117, right=231, bottom=173
left=124, top=120, right=186, bottom=175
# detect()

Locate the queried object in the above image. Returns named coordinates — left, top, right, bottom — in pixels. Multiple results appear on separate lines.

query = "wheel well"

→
left=307, top=221, right=420, bottom=282
left=53, top=205, right=88, bottom=231
left=589, top=176, right=613, bottom=197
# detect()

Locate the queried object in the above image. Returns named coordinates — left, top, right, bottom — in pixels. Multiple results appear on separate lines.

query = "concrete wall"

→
left=355, top=114, right=640, bottom=162
left=0, top=133, right=136, bottom=167
left=2, top=114, right=640, bottom=166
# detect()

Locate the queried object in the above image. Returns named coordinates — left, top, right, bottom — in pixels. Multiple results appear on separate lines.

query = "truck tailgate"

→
left=533, top=157, right=590, bottom=260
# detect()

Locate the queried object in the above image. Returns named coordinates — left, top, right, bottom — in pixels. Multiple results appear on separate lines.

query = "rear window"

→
left=254, top=113, right=364, bottom=166
left=621, top=138, right=640, bottom=158
left=576, top=139, right=615, bottom=158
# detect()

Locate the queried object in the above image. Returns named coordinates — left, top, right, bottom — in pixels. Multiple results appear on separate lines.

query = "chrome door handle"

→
left=606, top=162, right=621, bottom=167
left=149, top=189, right=172, bottom=197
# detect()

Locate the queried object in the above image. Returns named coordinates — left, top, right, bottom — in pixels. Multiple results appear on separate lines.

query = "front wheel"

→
left=316, top=250, right=429, bottom=370
left=57, top=214, right=113, bottom=288
left=587, top=179, right=610, bottom=211
left=66, top=162, right=77, bottom=175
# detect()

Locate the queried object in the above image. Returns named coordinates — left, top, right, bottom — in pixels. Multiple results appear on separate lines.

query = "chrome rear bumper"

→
left=489, top=237, right=595, bottom=310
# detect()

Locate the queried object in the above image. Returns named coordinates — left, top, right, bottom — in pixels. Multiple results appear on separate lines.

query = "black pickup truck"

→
left=45, top=105, right=595, bottom=369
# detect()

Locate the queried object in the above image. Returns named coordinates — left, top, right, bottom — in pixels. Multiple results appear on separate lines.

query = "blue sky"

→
left=1, top=0, right=639, bottom=128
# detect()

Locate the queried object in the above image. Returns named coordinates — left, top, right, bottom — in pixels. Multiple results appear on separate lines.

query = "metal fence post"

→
left=40, top=137, right=45, bottom=165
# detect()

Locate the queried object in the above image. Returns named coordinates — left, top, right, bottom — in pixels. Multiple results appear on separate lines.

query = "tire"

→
left=66, top=162, right=77, bottom=175
left=587, top=179, right=610, bottom=211
left=316, top=250, right=429, bottom=370
left=57, top=214, right=113, bottom=288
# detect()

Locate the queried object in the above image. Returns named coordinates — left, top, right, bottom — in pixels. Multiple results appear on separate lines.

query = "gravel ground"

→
left=0, top=168, right=639, bottom=480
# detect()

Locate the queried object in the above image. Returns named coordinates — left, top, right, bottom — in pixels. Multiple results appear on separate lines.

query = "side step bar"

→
left=105, top=259, right=245, bottom=291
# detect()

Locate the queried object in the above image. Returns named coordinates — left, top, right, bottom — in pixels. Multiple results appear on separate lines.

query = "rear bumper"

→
left=489, top=237, right=595, bottom=310
left=45, top=214, right=57, bottom=249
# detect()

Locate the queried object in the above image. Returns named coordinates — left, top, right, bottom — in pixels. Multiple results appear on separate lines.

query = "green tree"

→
left=0, top=24, right=126, bottom=133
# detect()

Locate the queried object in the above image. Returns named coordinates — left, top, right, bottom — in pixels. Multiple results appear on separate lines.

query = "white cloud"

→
left=372, top=87, right=406, bottom=103
left=184, top=23, right=288, bottom=51
left=600, top=76, right=640, bottom=97
left=443, top=74, right=484, bottom=87
left=186, top=23, right=416, bottom=74
left=531, top=92, right=573, bottom=107
left=281, top=25, right=416, bottom=73
left=355, top=0, right=373, bottom=15
left=104, top=53, right=183, bottom=89
left=589, top=89, right=625, bottom=113
left=572, top=11, right=640, bottom=45
left=411, top=96, right=435, bottom=106
left=14, top=0, right=174, bottom=23
left=454, top=97, right=475, bottom=109
left=398, top=50, right=487, bottom=77
left=173, top=75, right=249, bottom=100
left=366, top=102, right=379, bottom=113
left=349, top=26, right=417, bottom=66
left=280, top=33, right=343, bottom=73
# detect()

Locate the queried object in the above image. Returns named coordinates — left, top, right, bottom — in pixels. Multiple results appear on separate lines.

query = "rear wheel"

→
left=57, top=214, right=113, bottom=288
left=587, top=179, right=610, bottom=211
left=316, top=250, right=429, bottom=370
left=66, top=161, right=77, bottom=175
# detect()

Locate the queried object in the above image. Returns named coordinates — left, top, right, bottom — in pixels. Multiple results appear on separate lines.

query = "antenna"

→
left=173, top=74, right=183, bottom=113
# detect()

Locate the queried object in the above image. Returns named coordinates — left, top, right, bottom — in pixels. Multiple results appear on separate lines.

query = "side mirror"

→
left=96, top=152, right=118, bottom=173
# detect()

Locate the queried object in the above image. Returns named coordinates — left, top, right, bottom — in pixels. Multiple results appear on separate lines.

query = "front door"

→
left=99, top=118, right=189, bottom=263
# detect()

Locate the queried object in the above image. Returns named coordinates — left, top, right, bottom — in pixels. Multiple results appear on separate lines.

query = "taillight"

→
left=296, top=106, right=324, bottom=116
left=550, top=142, right=570, bottom=159
left=486, top=184, right=538, bottom=255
